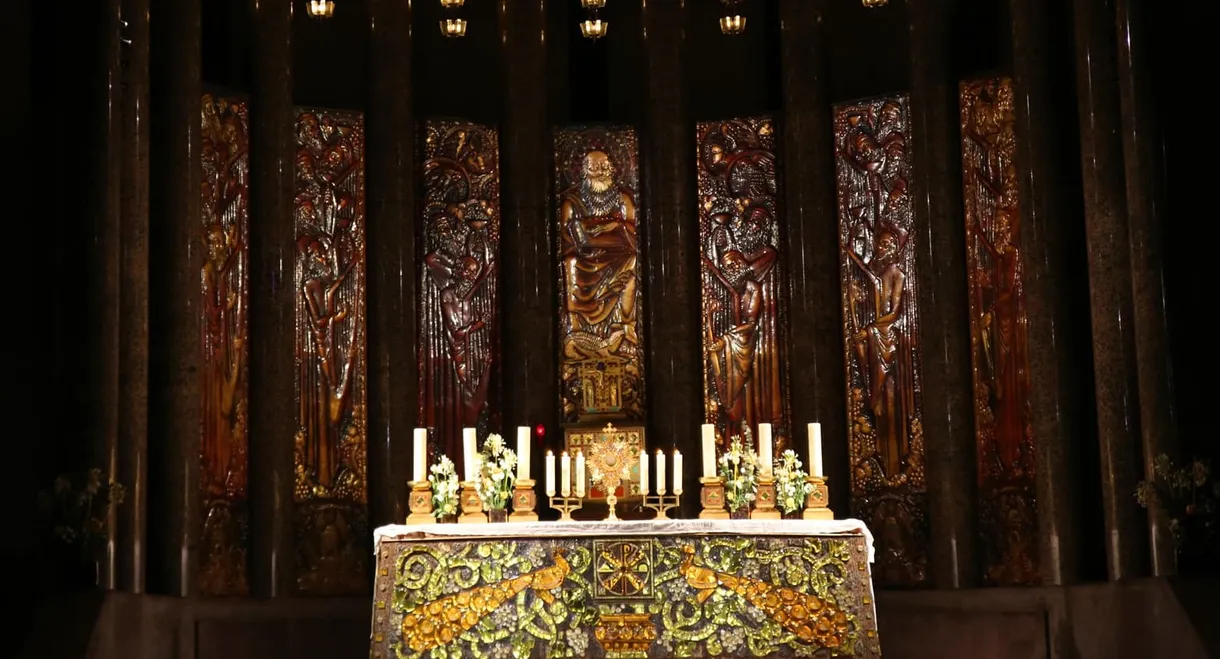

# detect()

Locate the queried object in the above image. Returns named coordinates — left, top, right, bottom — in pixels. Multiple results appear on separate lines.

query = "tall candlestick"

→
left=701, top=424, right=717, bottom=477
left=574, top=451, right=586, bottom=497
left=413, top=427, right=427, bottom=484
left=808, top=422, right=824, bottom=477
left=561, top=451, right=571, bottom=496
left=545, top=450, right=556, bottom=496
left=639, top=450, right=650, bottom=495
left=463, top=427, right=477, bottom=482
left=516, top=426, right=531, bottom=481
left=758, top=423, right=773, bottom=476
left=656, top=449, right=667, bottom=495
left=673, top=450, right=684, bottom=495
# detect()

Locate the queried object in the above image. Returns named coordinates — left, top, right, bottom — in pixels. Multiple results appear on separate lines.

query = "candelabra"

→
left=642, top=493, right=680, bottom=519
left=751, top=476, right=781, bottom=519
left=803, top=476, right=834, bottom=520
left=458, top=481, right=487, bottom=524
left=549, top=493, right=584, bottom=521
left=406, top=481, right=434, bottom=525
left=698, top=476, right=729, bottom=519
left=510, top=479, right=539, bottom=522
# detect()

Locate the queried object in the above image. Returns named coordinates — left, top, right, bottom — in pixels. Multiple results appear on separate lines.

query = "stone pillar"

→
left=1115, top=0, right=1178, bottom=577
left=641, top=0, right=702, bottom=518
left=777, top=0, right=849, bottom=511
left=498, top=0, right=556, bottom=487
left=118, top=0, right=151, bottom=593
left=1071, top=0, right=1148, bottom=581
left=365, top=0, right=417, bottom=529
left=907, top=0, right=979, bottom=588
left=1007, top=0, right=1087, bottom=586
left=247, top=0, right=296, bottom=597
left=148, top=0, right=201, bottom=595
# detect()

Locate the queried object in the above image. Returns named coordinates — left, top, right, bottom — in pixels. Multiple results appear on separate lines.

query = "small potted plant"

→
left=428, top=455, right=460, bottom=523
left=718, top=435, right=758, bottom=519
left=39, top=468, right=126, bottom=590
left=477, top=433, right=517, bottom=522
left=1136, top=454, right=1219, bottom=574
left=774, top=449, right=813, bottom=519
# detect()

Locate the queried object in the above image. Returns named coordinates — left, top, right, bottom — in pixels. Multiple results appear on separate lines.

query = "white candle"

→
left=639, top=450, right=650, bottom=495
left=545, top=450, right=556, bottom=496
left=673, top=450, right=684, bottom=495
left=561, top=451, right=571, bottom=496
left=808, top=422, right=824, bottom=477
left=575, top=451, right=586, bottom=497
left=701, top=424, right=717, bottom=478
left=656, top=449, right=667, bottom=495
left=413, top=427, right=427, bottom=484
left=758, top=423, right=773, bottom=477
left=516, top=426, right=531, bottom=481
left=463, top=427, right=477, bottom=482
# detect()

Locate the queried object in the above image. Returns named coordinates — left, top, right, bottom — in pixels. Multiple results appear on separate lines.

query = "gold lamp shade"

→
left=862, top=0, right=888, bottom=6
left=307, top=0, right=334, bottom=17
left=580, top=19, right=608, bottom=39
left=719, top=15, right=746, bottom=34
left=440, top=18, right=467, bottom=37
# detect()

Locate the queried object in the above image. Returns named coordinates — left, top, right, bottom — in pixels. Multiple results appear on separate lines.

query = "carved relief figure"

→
left=199, top=93, right=250, bottom=596
left=293, top=108, right=368, bottom=594
left=696, top=118, right=792, bottom=452
left=960, top=77, right=1038, bottom=584
left=554, top=128, right=645, bottom=422
left=834, top=96, right=927, bottom=586
left=420, top=122, right=501, bottom=459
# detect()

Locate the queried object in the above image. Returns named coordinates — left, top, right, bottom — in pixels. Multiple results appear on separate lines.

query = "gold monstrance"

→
left=587, top=424, right=633, bottom=521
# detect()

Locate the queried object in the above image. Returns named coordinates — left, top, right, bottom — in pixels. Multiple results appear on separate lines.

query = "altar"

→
left=370, top=519, right=881, bottom=658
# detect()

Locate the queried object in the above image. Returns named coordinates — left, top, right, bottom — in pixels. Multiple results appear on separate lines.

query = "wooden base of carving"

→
left=406, top=481, right=434, bottom=525
left=510, top=479, right=538, bottom=522
left=803, top=476, right=834, bottom=521
left=751, top=477, right=781, bottom=520
left=458, top=482, right=487, bottom=524
left=699, top=477, right=729, bottom=519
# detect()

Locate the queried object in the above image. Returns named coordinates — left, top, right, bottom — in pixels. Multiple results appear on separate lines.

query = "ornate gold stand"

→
left=698, top=476, right=729, bottom=519
left=549, top=494, right=584, bottom=521
left=406, top=481, right=434, bottom=525
left=510, top=479, right=538, bottom=522
left=642, top=494, right=680, bottom=519
left=802, top=476, right=834, bottom=520
left=458, top=482, right=487, bottom=524
left=751, top=476, right=781, bottom=519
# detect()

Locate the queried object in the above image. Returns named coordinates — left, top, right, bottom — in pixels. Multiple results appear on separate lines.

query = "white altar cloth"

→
left=374, top=518, right=874, bottom=563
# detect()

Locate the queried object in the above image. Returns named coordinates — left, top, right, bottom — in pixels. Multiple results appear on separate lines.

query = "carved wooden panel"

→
left=292, top=108, right=368, bottom=595
left=199, top=93, right=250, bottom=596
left=960, top=78, right=1038, bottom=585
left=695, top=117, right=793, bottom=453
left=833, top=96, right=928, bottom=586
left=553, top=127, right=645, bottom=423
left=419, top=121, right=501, bottom=464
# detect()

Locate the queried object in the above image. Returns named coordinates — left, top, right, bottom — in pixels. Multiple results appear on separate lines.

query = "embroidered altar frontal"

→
left=371, top=520, right=880, bottom=658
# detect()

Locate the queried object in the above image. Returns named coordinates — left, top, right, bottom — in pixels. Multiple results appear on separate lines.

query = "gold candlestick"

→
left=803, top=476, right=834, bottom=520
left=642, top=494, right=680, bottom=519
left=549, top=494, right=584, bottom=521
left=458, top=481, right=487, bottom=524
left=751, top=476, right=781, bottom=519
left=406, top=481, right=434, bottom=525
left=698, top=476, right=729, bottom=519
left=510, top=479, right=539, bottom=522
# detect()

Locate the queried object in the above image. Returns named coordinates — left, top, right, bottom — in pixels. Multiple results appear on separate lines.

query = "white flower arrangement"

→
left=774, top=449, right=813, bottom=515
left=428, top=455, right=460, bottom=518
left=476, top=433, right=517, bottom=510
left=718, top=435, right=759, bottom=514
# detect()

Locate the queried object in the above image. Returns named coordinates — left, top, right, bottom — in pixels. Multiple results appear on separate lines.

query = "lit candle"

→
left=575, top=451, right=586, bottom=497
left=516, top=426, right=531, bottom=481
left=701, top=424, right=717, bottom=478
left=545, top=450, right=556, bottom=496
left=656, top=449, right=667, bottom=495
left=758, top=423, right=773, bottom=477
left=561, top=451, right=571, bottom=497
left=673, top=450, right=684, bottom=495
left=413, top=427, right=427, bottom=484
left=808, top=422, right=824, bottom=478
left=463, top=427, right=477, bottom=482
left=639, top=449, right=650, bottom=496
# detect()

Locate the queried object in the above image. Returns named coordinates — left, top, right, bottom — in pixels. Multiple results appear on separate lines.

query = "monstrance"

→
left=587, top=424, right=633, bottom=521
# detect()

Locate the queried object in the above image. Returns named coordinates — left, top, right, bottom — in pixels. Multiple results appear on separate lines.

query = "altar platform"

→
left=370, top=519, right=880, bottom=658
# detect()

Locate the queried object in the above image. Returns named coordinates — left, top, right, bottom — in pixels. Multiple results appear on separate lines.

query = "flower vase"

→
left=782, top=509, right=801, bottom=520
left=730, top=507, right=750, bottom=520
left=488, top=509, right=508, bottom=523
left=437, top=514, right=457, bottom=524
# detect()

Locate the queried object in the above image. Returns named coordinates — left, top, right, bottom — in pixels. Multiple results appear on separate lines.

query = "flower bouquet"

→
left=39, top=467, right=126, bottom=589
left=428, top=455, right=460, bottom=523
left=477, top=433, right=517, bottom=522
left=718, top=436, right=758, bottom=519
left=774, top=449, right=813, bottom=518
left=1136, top=454, right=1219, bottom=573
